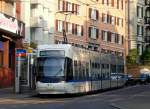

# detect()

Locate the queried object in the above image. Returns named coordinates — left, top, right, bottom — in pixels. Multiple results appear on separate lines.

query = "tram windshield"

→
left=36, top=57, right=65, bottom=82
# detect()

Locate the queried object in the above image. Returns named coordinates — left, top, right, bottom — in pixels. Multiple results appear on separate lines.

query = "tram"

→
left=34, top=44, right=125, bottom=94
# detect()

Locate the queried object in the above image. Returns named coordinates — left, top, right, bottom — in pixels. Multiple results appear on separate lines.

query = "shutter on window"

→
left=66, top=1, right=68, bottom=11
left=58, top=0, right=60, bottom=10
left=101, top=31, right=104, bottom=40
left=72, top=3, right=74, bottom=13
left=107, top=0, right=109, bottom=5
left=112, top=0, right=114, bottom=7
left=55, top=19, right=58, bottom=31
left=96, top=29, right=99, bottom=39
left=107, top=14, right=109, bottom=23
left=110, top=15, right=112, bottom=24
left=72, top=23, right=74, bottom=34
left=102, top=13, right=104, bottom=22
left=96, top=10, right=99, bottom=20
left=75, top=4, right=77, bottom=15
left=75, top=24, right=77, bottom=35
left=81, top=26, right=84, bottom=36
left=66, top=22, right=68, bottom=32
left=89, top=27, right=91, bottom=38
left=122, top=0, right=123, bottom=10
left=102, top=0, right=104, bottom=4
left=89, top=8, right=92, bottom=19
left=63, top=1, right=65, bottom=11
left=114, top=17, right=116, bottom=25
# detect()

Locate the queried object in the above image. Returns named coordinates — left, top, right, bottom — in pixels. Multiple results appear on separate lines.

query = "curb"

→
left=110, top=103, right=128, bottom=109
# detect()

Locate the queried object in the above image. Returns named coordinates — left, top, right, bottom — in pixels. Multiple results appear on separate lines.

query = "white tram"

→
left=35, top=44, right=125, bottom=94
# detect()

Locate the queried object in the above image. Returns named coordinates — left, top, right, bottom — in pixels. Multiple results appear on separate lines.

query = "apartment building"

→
left=20, top=0, right=126, bottom=57
left=126, top=0, right=145, bottom=55
left=145, top=0, right=150, bottom=48
left=55, top=0, right=126, bottom=57
left=0, top=0, right=25, bottom=88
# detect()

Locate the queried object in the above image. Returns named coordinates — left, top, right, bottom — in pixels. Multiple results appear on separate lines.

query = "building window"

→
left=58, top=0, right=63, bottom=11
left=67, top=2, right=72, bottom=12
left=111, top=16, right=115, bottom=25
left=56, top=20, right=63, bottom=32
left=137, top=6, right=143, bottom=18
left=76, top=25, right=83, bottom=36
left=137, top=25, right=143, bottom=36
left=102, top=0, right=108, bottom=5
left=102, top=13, right=107, bottom=23
left=111, top=33, right=115, bottom=43
left=102, top=30, right=107, bottom=41
left=76, top=5, right=80, bottom=15
left=89, top=8, right=99, bottom=20
left=115, top=34, right=119, bottom=43
left=118, top=35, right=122, bottom=44
left=66, top=22, right=72, bottom=34
left=31, top=4, right=38, bottom=17
left=89, top=27, right=99, bottom=39
left=145, top=0, right=150, bottom=5
left=117, top=18, right=123, bottom=27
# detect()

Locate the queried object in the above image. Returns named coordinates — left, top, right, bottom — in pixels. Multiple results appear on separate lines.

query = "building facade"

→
left=19, top=0, right=126, bottom=57
left=145, top=0, right=150, bottom=48
left=54, top=0, right=126, bottom=57
left=126, top=0, right=145, bottom=55
left=0, top=0, right=25, bottom=88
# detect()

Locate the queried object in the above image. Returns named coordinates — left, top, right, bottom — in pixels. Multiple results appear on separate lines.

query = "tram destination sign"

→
left=40, top=50, right=65, bottom=57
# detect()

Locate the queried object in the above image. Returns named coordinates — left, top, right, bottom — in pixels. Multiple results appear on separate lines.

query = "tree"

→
left=140, top=48, right=150, bottom=64
left=126, top=49, right=138, bottom=65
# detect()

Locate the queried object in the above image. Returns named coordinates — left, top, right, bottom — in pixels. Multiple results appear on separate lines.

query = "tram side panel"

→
left=101, top=53, right=111, bottom=89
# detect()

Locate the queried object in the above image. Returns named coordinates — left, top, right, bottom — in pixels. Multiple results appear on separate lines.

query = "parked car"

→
left=124, top=74, right=135, bottom=86
left=138, top=74, right=149, bottom=85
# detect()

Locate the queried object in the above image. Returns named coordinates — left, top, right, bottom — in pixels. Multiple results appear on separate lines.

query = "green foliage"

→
left=140, top=48, right=150, bottom=64
left=30, top=41, right=37, bottom=49
left=126, top=49, right=138, bottom=65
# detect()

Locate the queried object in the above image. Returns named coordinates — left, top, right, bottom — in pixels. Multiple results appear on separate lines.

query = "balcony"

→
left=145, top=0, right=150, bottom=5
left=30, top=17, right=43, bottom=28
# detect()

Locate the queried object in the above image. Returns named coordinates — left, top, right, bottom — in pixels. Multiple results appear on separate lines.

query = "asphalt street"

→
left=0, top=84, right=150, bottom=109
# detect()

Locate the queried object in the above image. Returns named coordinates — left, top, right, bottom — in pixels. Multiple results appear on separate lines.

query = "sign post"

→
left=15, top=49, right=27, bottom=94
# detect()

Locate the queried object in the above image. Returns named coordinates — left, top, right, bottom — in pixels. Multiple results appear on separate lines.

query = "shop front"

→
left=0, top=12, right=25, bottom=88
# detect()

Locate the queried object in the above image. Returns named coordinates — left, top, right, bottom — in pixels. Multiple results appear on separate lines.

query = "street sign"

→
left=15, top=49, right=27, bottom=93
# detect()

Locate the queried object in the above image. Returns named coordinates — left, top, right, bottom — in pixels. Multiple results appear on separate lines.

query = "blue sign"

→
left=0, top=41, right=3, bottom=50
left=16, top=49, right=26, bottom=54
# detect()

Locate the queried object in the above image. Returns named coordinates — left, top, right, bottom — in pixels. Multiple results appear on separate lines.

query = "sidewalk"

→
left=0, top=87, right=33, bottom=99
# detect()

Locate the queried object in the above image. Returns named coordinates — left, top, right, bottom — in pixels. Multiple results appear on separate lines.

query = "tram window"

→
left=74, top=60, right=78, bottom=80
left=102, top=64, right=104, bottom=69
left=66, top=58, right=73, bottom=81
left=92, top=63, right=94, bottom=68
